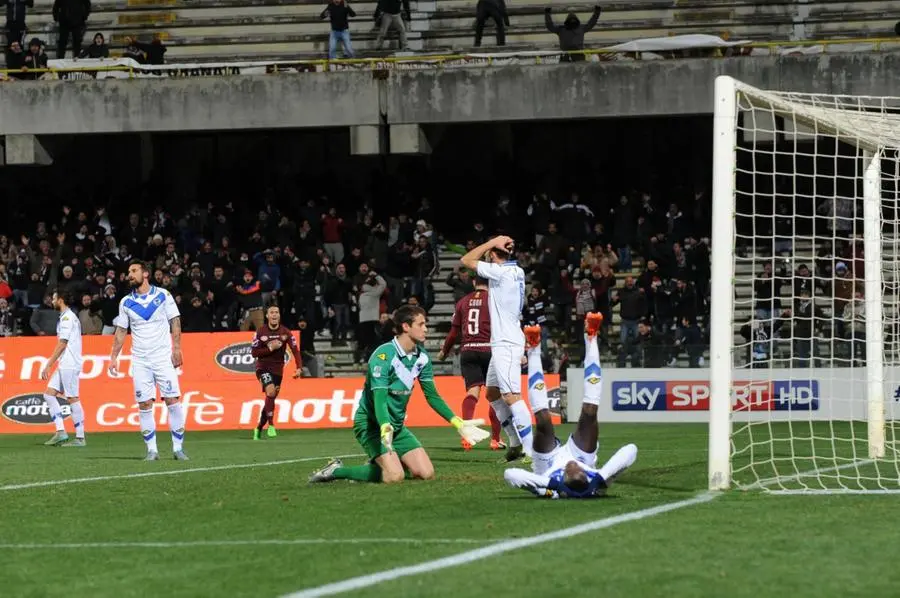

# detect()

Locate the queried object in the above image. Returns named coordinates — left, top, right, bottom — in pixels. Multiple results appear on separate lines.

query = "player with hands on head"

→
left=309, top=305, right=489, bottom=484
left=460, top=234, right=533, bottom=462
left=504, top=313, right=638, bottom=498
left=250, top=303, right=302, bottom=440
left=108, top=260, right=188, bottom=461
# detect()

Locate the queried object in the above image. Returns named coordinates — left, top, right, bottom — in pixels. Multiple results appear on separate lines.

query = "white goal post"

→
left=708, top=75, right=900, bottom=493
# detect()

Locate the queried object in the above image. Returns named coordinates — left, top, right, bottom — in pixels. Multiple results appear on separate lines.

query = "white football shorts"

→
left=48, top=368, right=80, bottom=398
left=486, top=345, right=524, bottom=395
left=132, top=360, right=181, bottom=403
left=532, top=435, right=598, bottom=476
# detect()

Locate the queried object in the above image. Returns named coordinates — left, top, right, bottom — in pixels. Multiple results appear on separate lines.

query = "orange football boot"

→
left=524, top=325, right=542, bottom=350
left=585, top=312, right=604, bottom=339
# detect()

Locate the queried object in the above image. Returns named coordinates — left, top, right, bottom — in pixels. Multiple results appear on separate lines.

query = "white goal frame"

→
left=707, top=75, right=887, bottom=491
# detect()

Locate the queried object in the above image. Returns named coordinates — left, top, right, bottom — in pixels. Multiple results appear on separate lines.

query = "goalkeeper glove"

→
left=380, top=423, right=395, bottom=453
left=450, top=416, right=491, bottom=447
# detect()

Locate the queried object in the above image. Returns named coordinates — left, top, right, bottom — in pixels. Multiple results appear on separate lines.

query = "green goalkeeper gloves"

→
left=380, top=423, right=394, bottom=453
left=450, top=416, right=491, bottom=447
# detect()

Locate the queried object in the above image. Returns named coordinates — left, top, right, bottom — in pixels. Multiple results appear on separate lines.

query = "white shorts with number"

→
left=48, top=368, right=80, bottom=398
left=486, top=345, right=524, bottom=395
left=132, top=360, right=181, bottom=403
left=532, top=435, right=598, bottom=476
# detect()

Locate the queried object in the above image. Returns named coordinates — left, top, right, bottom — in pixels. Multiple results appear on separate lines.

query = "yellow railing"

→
left=1, top=35, right=897, bottom=77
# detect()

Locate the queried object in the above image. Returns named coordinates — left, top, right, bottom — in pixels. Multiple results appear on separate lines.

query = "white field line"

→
left=0, top=454, right=362, bottom=492
left=281, top=492, right=718, bottom=598
left=746, top=459, right=877, bottom=491
left=768, top=489, right=900, bottom=495
left=0, top=538, right=490, bottom=550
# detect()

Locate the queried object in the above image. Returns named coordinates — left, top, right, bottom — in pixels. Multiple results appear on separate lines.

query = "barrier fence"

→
left=0, top=333, right=559, bottom=434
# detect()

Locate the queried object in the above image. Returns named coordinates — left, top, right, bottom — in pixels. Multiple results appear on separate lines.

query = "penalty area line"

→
left=0, top=454, right=363, bottom=492
left=0, top=538, right=491, bottom=550
left=281, top=492, right=718, bottom=598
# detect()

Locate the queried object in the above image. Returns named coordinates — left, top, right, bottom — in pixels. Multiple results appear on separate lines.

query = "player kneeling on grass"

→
left=505, top=313, right=638, bottom=498
left=250, top=304, right=302, bottom=440
left=309, top=305, right=490, bottom=484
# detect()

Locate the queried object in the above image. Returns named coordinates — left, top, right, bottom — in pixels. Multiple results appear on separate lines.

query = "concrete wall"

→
left=3, top=54, right=900, bottom=134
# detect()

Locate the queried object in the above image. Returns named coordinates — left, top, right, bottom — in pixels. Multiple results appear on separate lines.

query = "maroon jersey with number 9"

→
left=449, top=289, right=492, bottom=353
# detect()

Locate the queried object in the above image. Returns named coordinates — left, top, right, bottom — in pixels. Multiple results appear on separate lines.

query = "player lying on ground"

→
left=250, top=304, right=302, bottom=440
left=437, top=275, right=504, bottom=451
left=108, top=260, right=189, bottom=461
left=460, top=235, right=534, bottom=462
left=40, top=290, right=87, bottom=447
left=309, top=305, right=490, bottom=484
left=505, top=313, right=638, bottom=498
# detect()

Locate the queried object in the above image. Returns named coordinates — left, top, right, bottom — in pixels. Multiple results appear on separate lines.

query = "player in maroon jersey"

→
left=250, top=304, right=302, bottom=440
left=437, top=277, right=504, bottom=451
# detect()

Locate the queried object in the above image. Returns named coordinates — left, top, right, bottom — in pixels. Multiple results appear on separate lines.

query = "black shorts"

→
left=459, top=351, right=491, bottom=390
left=256, top=370, right=283, bottom=392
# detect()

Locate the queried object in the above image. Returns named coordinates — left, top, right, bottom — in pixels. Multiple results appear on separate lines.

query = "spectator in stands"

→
left=52, top=0, right=90, bottom=59
left=673, top=316, right=703, bottom=367
left=79, top=32, right=108, bottom=58
left=474, top=0, right=508, bottom=47
left=374, top=0, right=409, bottom=51
left=321, top=0, right=356, bottom=59
left=123, top=37, right=145, bottom=64
left=446, top=266, right=474, bottom=303
left=413, top=219, right=432, bottom=243
left=30, top=294, right=56, bottom=335
left=0, top=297, right=13, bottom=336
left=22, top=36, right=46, bottom=78
left=321, top=207, right=344, bottom=265
left=790, top=288, right=824, bottom=367
left=236, top=269, right=264, bottom=331
left=5, top=0, right=30, bottom=49
left=355, top=269, right=386, bottom=362
left=99, top=283, right=118, bottom=334
left=842, top=290, right=866, bottom=363
left=325, top=262, right=352, bottom=343
left=612, top=275, right=646, bottom=350
left=753, top=261, right=782, bottom=321
left=544, top=5, right=601, bottom=62
left=4, top=39, right=24, bottom=79
left=527, top=194, right=554, bottom=248
left=135, top=34, right=166, bottom=65
left=207, top=265, right=234, bottom=329
left=78, top=293, right=102, bottom=335
left=410, top=236, right=438, bottom=311
left=255, top=249, right=281, bottom=306
left=8, top=249, right=28, bottom=307
left=182, top=295, right=212, bottom=333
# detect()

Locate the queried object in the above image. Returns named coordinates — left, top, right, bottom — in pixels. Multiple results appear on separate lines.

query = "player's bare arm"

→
left=170, top=316, right=183, bottom=368
left=41, top=339, right=68, bottom=381
left=108, top=326, right=128, bottom=376
left=460, top=236, right=513, bottom=270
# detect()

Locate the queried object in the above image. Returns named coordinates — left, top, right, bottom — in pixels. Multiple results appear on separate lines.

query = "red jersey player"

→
left=437, top=276, right=504, bottom=451
left=250, top=304, right=302, bottom=440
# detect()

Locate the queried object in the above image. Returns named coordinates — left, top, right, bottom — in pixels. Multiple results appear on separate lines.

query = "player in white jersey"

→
left=504, top=313, right=638, bottom=498
left=40, top=290, right=87, bottom=447
left=461, top=234, right=534, bottom=461
left=108, top=260, right=188, bottom=461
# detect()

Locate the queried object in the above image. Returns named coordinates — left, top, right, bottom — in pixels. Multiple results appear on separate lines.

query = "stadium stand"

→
left=7, top=0, right=898, bottom=63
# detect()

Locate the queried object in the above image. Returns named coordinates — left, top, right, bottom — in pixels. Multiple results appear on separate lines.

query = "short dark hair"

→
left=53, top=289, right=77, bottom=308
left=128, top=259, right=150, bottom=273
left=474, top=276, right=489, bottom=287
left=393, top=305, right=426, bottom=335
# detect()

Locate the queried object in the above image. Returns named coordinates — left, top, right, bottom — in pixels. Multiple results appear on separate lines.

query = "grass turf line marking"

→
left=281, top=492, right=718, bottom=598
left=0, top=538, right=490, bottom=550
left=0, top=454, right=363, bottom=492
left=747, top=459, right=877, bottom=492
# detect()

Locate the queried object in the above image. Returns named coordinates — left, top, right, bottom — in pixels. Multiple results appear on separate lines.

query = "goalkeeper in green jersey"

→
left=309, top=305, right=490, bottom=484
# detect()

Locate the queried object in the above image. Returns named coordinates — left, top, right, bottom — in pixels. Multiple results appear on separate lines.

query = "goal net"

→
left=708, top=75, right=900, bottom=494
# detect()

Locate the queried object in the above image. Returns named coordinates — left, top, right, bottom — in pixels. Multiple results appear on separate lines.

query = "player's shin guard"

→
left=488, top=405, right=502, bottom=442
left=490, top=399, right=521, bottom=448
left=509, top=400, right=534, bottom=457
left=333, top=464, right=382, bottom=483
left=167, top=403, right=186, bottom=452
left=527, top=348, right=549, bottom=413
left=139, top=408, right=159, bottom=453
left=70, top=401, right=85, bottom=439
left=462, top=395, right=478, bottom=420
left=264, top=396, right=276, bottom=426
left=583, top=333, right=603, bottom=406
left=43, top=394, right=66, bottom=432
left=598, top=444, right=638, bottom=484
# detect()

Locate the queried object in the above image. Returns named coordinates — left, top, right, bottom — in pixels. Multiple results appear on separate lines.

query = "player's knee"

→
left=265, top=388, right=278, bottom=399
left=382, top=469, right=405, bottom=484
left=502, top=393, right=521, bottom=406
left=138, top=399, right=153, bottom=410
left=411, top=465, right=435, bottom=481
left=486, top=386, right=500, bottom=401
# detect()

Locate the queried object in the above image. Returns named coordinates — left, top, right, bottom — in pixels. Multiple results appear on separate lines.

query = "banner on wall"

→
left=566, top=367, right=900, bottom=423
left=0, top=333, right=559, bottom=434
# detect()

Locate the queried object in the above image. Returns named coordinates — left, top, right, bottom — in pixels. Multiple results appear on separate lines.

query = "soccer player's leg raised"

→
left=572, top=313, right=603, bottom=455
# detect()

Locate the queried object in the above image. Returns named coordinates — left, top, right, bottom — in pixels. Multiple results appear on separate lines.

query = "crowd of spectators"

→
left=0, top=199, right=443, bottom=376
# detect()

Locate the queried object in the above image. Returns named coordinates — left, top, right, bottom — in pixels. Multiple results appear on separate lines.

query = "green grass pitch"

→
left=1, top=424, right=898, bottom=598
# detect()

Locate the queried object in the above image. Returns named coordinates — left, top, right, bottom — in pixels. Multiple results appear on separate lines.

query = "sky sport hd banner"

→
left=0, top=333, right=559, bottom=434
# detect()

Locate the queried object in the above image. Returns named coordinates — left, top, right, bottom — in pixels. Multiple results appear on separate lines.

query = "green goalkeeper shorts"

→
left=353, top=418, right=423, bottom=460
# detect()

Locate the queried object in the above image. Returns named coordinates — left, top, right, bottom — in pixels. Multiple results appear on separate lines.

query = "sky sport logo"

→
left=611, top=380, right=820, bottom=412
left=2, top=394, right=71, bottom=425
left=215, top=342, right=289, bottom=374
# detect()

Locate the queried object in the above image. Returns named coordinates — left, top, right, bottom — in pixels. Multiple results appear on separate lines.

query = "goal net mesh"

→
left=729, top=84, right=900, bottom=492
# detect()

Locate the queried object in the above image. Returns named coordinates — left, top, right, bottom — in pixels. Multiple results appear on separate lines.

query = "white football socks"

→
left=490, top=399, right=521, bottom=448
left=527, top=348, right=549, bottom=413
left=167, top=403, right=186, bottom=452
left=139, top=408, right=158, bottom=453
left=583, top=333, right=603, bottom=406
left=509, top=399, right=534, bottom=457
left=598, top=444, right=638, bottom=483
left=70, top=401, right=85, bottom=439
left=43, top=394, right=65, bottom=432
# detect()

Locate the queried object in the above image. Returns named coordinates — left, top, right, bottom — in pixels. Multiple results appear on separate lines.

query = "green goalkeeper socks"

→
left=333, top=464, right=383, bottom=483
